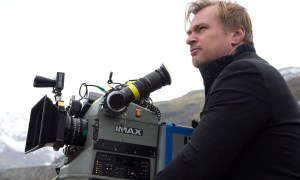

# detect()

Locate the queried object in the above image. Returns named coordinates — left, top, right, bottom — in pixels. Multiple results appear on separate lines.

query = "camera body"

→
left=25, top=65, right=194, bottom=180
left=59, top=95, right=159, bottom=179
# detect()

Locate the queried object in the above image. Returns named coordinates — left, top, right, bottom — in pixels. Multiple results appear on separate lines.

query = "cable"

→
left=138, top=98, right=162, bottom=121
left=79, top=83, right=88, bottom=100
left=78, top=83, right=106, bottom=101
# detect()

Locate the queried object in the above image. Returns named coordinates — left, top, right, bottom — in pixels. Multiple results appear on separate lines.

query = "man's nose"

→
left=186, top=34, right=197, bottom=45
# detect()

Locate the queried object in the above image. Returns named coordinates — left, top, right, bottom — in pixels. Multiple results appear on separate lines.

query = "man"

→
left=154, top=0, right=300, bottom=179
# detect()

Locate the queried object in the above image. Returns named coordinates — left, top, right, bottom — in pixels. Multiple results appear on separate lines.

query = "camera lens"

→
left=106, top=64, right=171, bottom=113
left=64, top=116, right=88, bottom=146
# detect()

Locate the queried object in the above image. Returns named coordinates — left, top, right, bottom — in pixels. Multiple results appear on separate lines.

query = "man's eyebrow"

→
left=186, top=23, right=208, bottom=35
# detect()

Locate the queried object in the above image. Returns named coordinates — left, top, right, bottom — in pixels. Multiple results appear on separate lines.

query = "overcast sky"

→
left=1, top=0, right=300, bottom=115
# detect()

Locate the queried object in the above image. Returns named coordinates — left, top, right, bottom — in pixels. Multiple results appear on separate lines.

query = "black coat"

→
left=155, top=49, right=300, bottom=179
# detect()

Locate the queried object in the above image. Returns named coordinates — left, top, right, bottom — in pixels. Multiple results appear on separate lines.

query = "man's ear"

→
left=231, top=26, right=245, bottom=46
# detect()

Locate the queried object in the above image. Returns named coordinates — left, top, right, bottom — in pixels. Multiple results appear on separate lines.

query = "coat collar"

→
left=199, top=44, right=256, bottom=95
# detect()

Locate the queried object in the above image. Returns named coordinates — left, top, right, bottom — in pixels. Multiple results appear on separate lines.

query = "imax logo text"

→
left=115, top=125, right=143, bottom=136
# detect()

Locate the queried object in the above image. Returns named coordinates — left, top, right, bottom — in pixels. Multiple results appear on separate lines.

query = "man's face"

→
left=186, top=5, right=234, bottom=68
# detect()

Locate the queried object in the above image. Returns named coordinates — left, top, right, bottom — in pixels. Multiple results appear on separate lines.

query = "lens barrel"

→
left=64, top=116, right=88, bottom=147
left=106, top=64, right=171, bottom=113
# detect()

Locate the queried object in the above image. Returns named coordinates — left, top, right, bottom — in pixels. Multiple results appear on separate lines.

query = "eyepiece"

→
left=106, top=64, right=171, bottom=114
left=155, top=64, right=172, bottom=86
left=34, top=76, right=56, bottom=88
left=33, top=72, right=64, bottom=90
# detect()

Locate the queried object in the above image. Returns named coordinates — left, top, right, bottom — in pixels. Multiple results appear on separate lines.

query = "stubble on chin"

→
left=192, top=57, right=206, bottom=68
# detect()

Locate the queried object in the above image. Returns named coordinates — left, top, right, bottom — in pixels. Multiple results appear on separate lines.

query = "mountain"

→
left=280, top=67, right=300, bottom=101
left=155, top=90, right=205, bottom=126
left=0, top=108, right=63, bottom=170
left=279, top=66, right=300, bottom=81
left=1, top=67, right=300, bottom=179
left=0, top=166, right=57, bottom=180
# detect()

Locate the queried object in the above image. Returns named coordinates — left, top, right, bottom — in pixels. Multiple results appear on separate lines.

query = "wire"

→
left=79, top=83, right=88, bottom=100
left=78, top=83, right=106, bottom=101
left=139, top=98, right=162, bottom=121
left=95, top=85, right=106, bottom=93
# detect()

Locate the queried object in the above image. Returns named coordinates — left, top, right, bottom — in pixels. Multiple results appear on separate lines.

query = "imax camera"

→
left=24, top=64, right=193, bottom=180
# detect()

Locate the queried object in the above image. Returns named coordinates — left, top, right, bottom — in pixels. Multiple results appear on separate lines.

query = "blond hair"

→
left=185, top=0, right=253, bottom=45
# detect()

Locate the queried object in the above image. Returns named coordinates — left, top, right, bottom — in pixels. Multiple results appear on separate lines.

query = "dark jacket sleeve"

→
left=154, top=60, right=271, bottom=180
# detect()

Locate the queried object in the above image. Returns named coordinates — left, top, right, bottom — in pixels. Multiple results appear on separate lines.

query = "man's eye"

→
left=197, top=26, right=206, bottom=32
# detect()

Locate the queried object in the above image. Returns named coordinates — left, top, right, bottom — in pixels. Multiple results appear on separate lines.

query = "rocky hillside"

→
left=155, top=90, right=205, bottom=126
left=286, top=77, right=300, bottom=100
left=0, top=166, right=57, bottom=180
